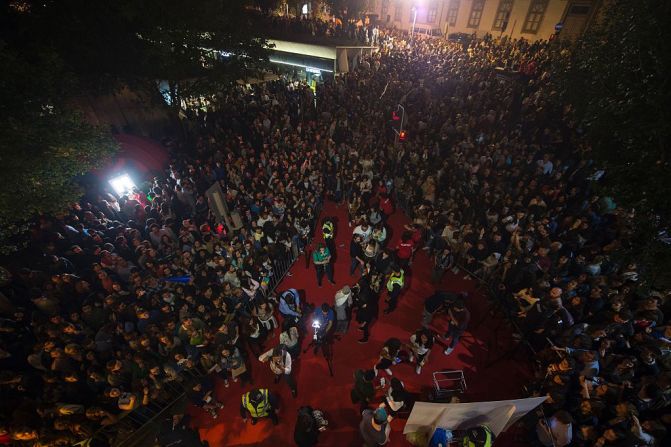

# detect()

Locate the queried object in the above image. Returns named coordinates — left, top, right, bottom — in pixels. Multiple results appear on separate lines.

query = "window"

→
left=468, top=0, right=486, bottom=28
left=427, top=3, right=438, bottom=23
left=447, top=0, right=460, bottom=26
left=394, top=1, right=402, bottom=21
left=492, top=0, right=514, bottom=31
left=522, top=0, right=548, bottom=34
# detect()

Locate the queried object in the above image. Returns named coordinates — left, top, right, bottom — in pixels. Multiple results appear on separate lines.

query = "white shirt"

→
left=353, top=225, right=372, bottom=243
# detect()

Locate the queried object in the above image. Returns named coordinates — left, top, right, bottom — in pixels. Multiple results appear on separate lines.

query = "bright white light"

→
left=109, top=174, right=136, bottom=196
left=302, top=3, right=308, bottom=15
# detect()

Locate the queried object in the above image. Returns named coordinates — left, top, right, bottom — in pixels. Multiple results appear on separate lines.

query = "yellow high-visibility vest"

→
left=322, top=221, right=334, bottom=239
left=241, top=389, right=270, bottom=418
left=386, top=270, right=404, bottom=291
left=463, top=426, right=493, bottom=447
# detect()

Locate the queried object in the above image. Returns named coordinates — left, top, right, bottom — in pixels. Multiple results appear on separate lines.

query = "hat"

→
left=373, top=407, right=388, bottom=424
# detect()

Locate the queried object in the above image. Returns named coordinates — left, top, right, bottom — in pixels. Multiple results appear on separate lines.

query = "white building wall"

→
left=374, top=0, right=599, bottom=41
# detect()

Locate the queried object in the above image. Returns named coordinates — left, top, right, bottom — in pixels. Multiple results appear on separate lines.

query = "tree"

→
left=0, top=46, right=118, bottom=253
left=553, top=0, right=671, bottom=287
left=0, top=0, right=271, bottom=251
left=4, top=1, right=271, bottom=108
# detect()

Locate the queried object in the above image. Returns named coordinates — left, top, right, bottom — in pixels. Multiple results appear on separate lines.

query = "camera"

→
left=312, top=320, right=322, bottom=341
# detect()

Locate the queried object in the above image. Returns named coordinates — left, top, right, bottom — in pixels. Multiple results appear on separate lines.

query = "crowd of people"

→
left=263, top=13, right=380, bottom=45
left=0, top=20, right=669, bottom=447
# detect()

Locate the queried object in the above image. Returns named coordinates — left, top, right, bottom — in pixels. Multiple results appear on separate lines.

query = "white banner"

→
left=403, top=396, right=547, bottom=437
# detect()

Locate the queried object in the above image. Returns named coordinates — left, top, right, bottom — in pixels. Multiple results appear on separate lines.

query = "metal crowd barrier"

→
left=82, top=204, right=324, bottom=447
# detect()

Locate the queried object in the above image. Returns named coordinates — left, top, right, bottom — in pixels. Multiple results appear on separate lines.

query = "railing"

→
left=83, top=203, right=323, bottom=447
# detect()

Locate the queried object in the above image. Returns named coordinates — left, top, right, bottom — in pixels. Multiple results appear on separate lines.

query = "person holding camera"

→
left=311, top=303, right=335, bottom=340
left=259, top=344, right=297, bottom=398
left=279, top=288, right=304, bottom=326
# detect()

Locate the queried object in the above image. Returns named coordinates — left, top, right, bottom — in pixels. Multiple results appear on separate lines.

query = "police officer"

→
left=322, top=217, right=336, bottom=256
left=240, top=388, right=279, bottom=425
left=383, top=265, right=405, bottom=314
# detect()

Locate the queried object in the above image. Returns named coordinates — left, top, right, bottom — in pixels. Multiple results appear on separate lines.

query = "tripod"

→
left=303, top=334, right=339, bottom=377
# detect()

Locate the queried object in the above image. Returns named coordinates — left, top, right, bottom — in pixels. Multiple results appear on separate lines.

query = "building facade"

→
left=374, top=0, right=602, bottom=41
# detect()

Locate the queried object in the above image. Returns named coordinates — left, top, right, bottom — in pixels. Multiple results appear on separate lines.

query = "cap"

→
left=373, top=407, right=388, bottom=424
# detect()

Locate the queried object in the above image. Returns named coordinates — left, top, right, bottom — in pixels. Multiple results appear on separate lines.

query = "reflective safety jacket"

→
left=386, top=270, right=405, bottom=291
left=242, top=389, right=270, bottom=418
left=322, top=221, right=334, bottom=239
left=463, top=425, right=493, bottom=447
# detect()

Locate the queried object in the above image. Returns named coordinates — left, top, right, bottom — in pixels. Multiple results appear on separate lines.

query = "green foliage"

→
left=0, top=46, right=118, bottom=253
left=5, top=0, right=270, bottom=104
left=0, top=1, right=272, bottom=252
left=553, top=0, right=671, bottom=287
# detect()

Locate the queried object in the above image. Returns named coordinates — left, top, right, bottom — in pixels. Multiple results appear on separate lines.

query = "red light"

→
left=399, top=130, right=407, bottom=141
left=392, top=111, right=400, bottom=121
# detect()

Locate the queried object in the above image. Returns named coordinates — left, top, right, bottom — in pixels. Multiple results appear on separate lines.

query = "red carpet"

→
left=191, top=201, right=533, bottom=446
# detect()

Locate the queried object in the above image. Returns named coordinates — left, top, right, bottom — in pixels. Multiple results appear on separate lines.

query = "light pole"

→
left=411, top=6, right=417, bottom=38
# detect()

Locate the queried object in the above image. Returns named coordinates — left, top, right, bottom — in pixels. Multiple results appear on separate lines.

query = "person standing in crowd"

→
left=444, top=301, right=470, bottom=356
left=536, top=410, right=574, bottom=447
left=350, top=234, right=366, bottom=276
left=381, top=378, right=408, bottom=416
left=240, top=388, right=279, bottom=425
left=395, top=233, right=414, bottom=270
left=279, top=320, right=301, bottom=359
left=384, top=265, right=405, bottom=314
left=279, top=288, right=304, bottom=326
left=188, top=378, right=224, bottom=419
left=355, top=274, right=378, bottom=344
left=353, top=221, right=373, bottom=244
left=322, top=217, right=336, bottom=257
left=351, top=369, right=379, bottom=413
left=359, top=407, right=393, bottom=447
left=408, top=328, right=434, bottom=374
left=312, top=244, right=335, bottom=287
left=431, top=247, right=454, bottom=284
left=334, top=285, right=353, bottom=334
left=375, top=338, right=402, bottom=377
left=293, top=406, right=328, bottom=447
left=421, top=291, right=456, bottom=329
left=311, top=303, right=335, bottom=345
left=259, top=345, right=297, bottom=398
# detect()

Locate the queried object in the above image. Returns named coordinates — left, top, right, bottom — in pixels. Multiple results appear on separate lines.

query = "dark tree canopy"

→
left=3, top=0, right=270, bottom=101
left=553, top=0, right=671, bottom=286
left=0, top=0, right=271, bottom=251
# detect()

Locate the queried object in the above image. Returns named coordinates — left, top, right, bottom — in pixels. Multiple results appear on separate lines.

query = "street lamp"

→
left=411, top=6, right=418, bottom=38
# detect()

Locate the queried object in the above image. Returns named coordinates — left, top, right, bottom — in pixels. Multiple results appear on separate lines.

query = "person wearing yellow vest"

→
left=462, top=425, right=494, bottom=447
left=383, top=265, right=405, bottom=315
left=240, top=388, right=279, bottom=425
left=428, top=424, right=495, bottom=447
left=322, top=218, right=336, bottom=256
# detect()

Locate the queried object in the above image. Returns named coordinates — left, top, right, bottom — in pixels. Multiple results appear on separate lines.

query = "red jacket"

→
left=396, top=241, right=413, bottom=259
